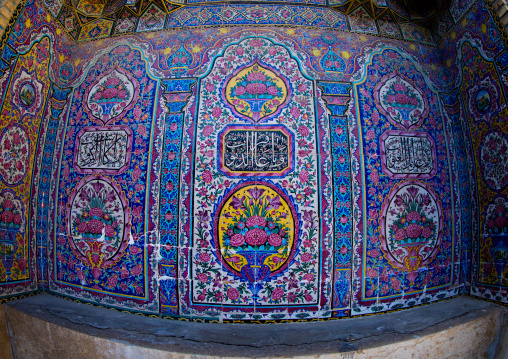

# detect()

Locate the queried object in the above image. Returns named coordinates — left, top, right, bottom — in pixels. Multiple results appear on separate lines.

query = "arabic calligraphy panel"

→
left=74, top=126, right=133, bottom=174
left=380, top=130, right=437, bottom=179
left=219, top=125, right=294, bottom=177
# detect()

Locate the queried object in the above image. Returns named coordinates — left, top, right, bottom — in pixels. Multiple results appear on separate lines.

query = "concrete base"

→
left=1, top=294, right=507, bottom=358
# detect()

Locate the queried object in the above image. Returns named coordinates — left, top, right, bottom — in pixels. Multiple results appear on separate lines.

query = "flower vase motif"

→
left=188, top=36, right=328, bottom=319
left=85, top=68, right=138, bottom=125
left=375, top=72, right=428, bottom=130
left=68, top=176, right=130, bottom=280
left=480, top=131, right=508, bottom=191
left=0, top=125, right=29, bottom=186
left=380, top=181, right=443, bottom=286
left=214, top=183, right=298, bottom=302
left=483, top=197, right=508, bottom=283
left=0, top=230, right=18, bottom=276
left=224, top=61, right=289, bottom=124
left=0, top=190, right=25, bottom=279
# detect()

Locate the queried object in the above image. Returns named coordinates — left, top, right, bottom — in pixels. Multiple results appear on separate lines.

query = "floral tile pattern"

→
left=48, top=44, right=160, bottom=312
left=0, top=0, right=507, bottom=319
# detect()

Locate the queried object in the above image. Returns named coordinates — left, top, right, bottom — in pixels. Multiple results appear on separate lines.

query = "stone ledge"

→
left=1, top=294, right=507, bottom=358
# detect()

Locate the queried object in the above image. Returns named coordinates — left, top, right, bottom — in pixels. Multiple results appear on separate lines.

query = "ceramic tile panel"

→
left=0, top=0, right=506, bottom=319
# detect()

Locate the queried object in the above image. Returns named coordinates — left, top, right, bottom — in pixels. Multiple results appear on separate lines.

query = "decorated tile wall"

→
left=438, top=0, right=508, bottom=304
left=0, top=0, right=506, bottom=318
left=0, top=0, right=75, bottom=299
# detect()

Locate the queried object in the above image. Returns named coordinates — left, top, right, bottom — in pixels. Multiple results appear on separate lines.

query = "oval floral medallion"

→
left=480, top=131, right=508, bottom=191
left=375, top=72, right=428, bottom=130
left=0, top=125, right=29, bottom=186
left=85, top=68, right=138, bottom=124
left=379, top=181, right=443, bottom=284
left=214, top=182, right=299, bottom=282
left=224, top=61, right=289, bottom=123
left=68, top=176, right=130, bottom=273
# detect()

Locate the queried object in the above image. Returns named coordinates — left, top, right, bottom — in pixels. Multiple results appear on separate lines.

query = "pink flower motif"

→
left=212, top=107, right=221, bottom=118
left=230, top=233, right=245, bottom=247
left=422, top=226, right=432, bottom=239
left=268, top=233, right=282, bottom=246
left=406, top=223, right=422, bottom=238
left=299, top=170, right=310, bottom=183
left=366, top=130, right=375, bottom=141
left=93, top=92, right=103, bottom=100
left=235, top=47, right=244, bottom=56
left=301, top=252, right=312, bottom=262
left=2, top=200, right=13, bottom=210
left=391, top=278, right=401, bottom=291
left=202, top=170, right=213, bottom=183
left=395, top=93, right=409, bottom=105
left=298, top=125, right=310, bottom=137
left=202, top=125, right=214, bottom=137
left=206, top=83, right=215, bottom=92
left=108, top=276, right=118, bottom=288
left=372, top=112, right=380, bottom=124
left=199, top=252, right=211, bottom=262
left=249, top=39, right=263, bottom=47
left=496, top=216, right=506, bottom=228
left=87, top=219, right=104, bottom=234
left=290, top=106, right=300, bottom=118
left=245, top=216, right=267, bottom=228
left=393, top=83, right=407, bottom=92
left=235, top=86, right=246, bottom=96
left=369, top=249, right=381, bottom=257
left=267, top=86, right=278, bottom=96
left=77, top=222, right=88, bottom=233
left=367, top=268, right=378, bottom=278
left=12, top=133, right=21, bottom=145
left=129, top=246, right=141, bottom=255
left=13, top=214, right=21, bottom=225
left=137, top=124, right=147, bottom=137
left=103, top=87, right=118, bottom=99
left=369, top=171, right=379, bottom=184
left=89, top=207, right=104, bottom=219
left=303, top=273, right=314, bottom=282
left=132, top=167, right=142, bottom=181
left=104, top=225, right=116, bottom=237
left=386, top=95, right=395, bottom=103
left=227, top=287, right=240, bottom=300
left=268, top=47, right=277, bottom=56
left=247, top=72, right=266, bottom=82
left=271, top=287, right=284, bottom=300
left=197, top=273, right=208, bottom=282
left=246, top=83, right=267, bottom=95
left=17, top=257, right=26, bottom=272
left=131, top=264, right=143, bottom=276
left=394, top=228, right=406, bottom=241
left=406, top=211, right=422, bottom=222
left=245, top=228, right=268, bottom=246
left=105, top=77, right=121, bottom=87
left=230, top=256, right=241, bottom=263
